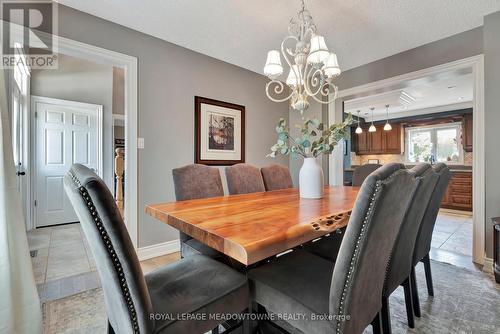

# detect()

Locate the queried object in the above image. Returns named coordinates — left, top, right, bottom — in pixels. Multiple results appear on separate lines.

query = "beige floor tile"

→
left=46, top=243, right=91, bottom=281
left=50, top=224, right=83, bottom=248
left=151, top=252, right=181, bottom=266
left=31, top=248, right=49, bottom=285
left=140, top=259, right=160, bottom=274
left=27, top=227, right=52, bottom=251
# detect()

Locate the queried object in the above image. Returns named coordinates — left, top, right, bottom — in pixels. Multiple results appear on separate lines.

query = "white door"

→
left=33, top=96, right=102, bottom=227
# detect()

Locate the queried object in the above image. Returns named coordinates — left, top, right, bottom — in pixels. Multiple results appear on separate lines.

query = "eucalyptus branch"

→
left=268, top=114, right=353, bottom=159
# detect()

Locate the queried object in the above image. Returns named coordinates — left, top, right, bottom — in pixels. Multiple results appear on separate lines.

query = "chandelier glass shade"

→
left=263, top=0, right=341, bottom=113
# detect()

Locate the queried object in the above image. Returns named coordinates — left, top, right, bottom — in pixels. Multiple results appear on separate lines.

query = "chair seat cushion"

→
left=146, top=254, right=248, bottom=334
left=248, top=250, right=335, bottom=334
left=303, top=228, right=345, bottom=262
left=181, top=238, right=224, bottom=259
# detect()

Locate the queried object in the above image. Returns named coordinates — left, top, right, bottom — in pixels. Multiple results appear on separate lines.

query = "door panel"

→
left=35, top=99, right=100, bottom=227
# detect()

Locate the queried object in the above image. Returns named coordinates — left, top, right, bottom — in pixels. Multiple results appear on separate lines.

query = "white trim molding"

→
left=25, top=31, right=140, bottom=249
left=138, top=240, right=180, bottom=261
left=329, top=55, right=485, bottom=265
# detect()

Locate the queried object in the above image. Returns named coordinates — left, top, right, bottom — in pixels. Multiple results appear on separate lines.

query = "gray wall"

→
left=484, top=11, right=500, bottom=258
left=31, top=54, right=115, bottom=188
left=56, top=5, right=289, bottom=248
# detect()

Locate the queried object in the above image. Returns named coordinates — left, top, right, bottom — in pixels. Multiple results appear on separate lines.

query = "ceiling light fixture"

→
left=263, top=0, right=341, bottom=114
left=355, top=110, right=363, bottom=134
left=369, top=107, right=376, bottom=132
left=383, top=104, right=392, bottom=131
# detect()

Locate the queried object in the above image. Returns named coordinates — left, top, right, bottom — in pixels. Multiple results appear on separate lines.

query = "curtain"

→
left=0, top=70, right=42, bottom=332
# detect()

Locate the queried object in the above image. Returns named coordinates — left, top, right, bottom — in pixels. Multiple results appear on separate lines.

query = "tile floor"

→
left=431, top=211, right=473, bottom=257
left=27, top=222, right=179, bottom=302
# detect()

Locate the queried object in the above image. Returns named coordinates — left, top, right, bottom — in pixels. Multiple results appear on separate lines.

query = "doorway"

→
left=31, top=96, right=103, bottom=227
left=329, top=55, right=485, bottom=266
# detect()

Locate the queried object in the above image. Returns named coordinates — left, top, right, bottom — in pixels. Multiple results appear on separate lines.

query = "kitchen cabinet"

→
left=352, top=123, right=401, bottom=155
left=441, top=171, right=472, bottom=211
left=462, top=113, right=473, bottom=152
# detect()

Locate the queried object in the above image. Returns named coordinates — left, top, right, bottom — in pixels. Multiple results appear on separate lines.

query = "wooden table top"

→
left=145, top=186, right=359, bottom=265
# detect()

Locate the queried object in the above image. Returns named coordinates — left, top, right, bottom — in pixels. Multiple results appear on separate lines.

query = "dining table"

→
left=145, top=186, right=359, bottom=266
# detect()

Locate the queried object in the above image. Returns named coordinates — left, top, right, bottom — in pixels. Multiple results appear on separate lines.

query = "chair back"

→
left=383, top=164, right=439, bottom=295
left=261, top=164, right=293, bottom=191
left=64, top=164, right=154, bottom=334
left=172, top=164, right=224, bottom=201
left=413, top=163, right=451, bottom=265
left=329, top=163, right=420, bottom=334
left=225, top=163, right=265, bottom=195
left=352, top=164, right=382, bottom=186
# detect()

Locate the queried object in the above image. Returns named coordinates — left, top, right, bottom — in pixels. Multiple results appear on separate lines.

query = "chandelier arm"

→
left=265, top=80, right=294, bottom=103
left=280, top=35, right=302, bottom=93
left=303, top=66, right=324, bottom=97
left=307, top=81, right=339, bottom=104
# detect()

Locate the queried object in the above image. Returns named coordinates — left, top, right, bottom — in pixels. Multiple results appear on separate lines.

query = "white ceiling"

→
left=344, top=68, right=473, bottom=121
left=56, top=0, right=500, bottom=75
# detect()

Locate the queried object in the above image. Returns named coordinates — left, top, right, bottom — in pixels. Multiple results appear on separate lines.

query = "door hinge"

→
left=34, top=200, right=37, bottom=207
left=35, top=111, right=38, bottom=118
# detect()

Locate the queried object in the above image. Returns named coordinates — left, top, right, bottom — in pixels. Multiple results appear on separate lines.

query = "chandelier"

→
left=263, top=0, right=341, bottom=113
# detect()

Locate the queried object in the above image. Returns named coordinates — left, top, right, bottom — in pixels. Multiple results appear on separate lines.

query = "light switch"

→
left=138, top=137, right=145, bottom=149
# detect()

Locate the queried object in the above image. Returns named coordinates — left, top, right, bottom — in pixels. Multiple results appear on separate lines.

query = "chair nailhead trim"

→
left=70, top=171, right=140, bottom=334
left=335, top=179, right=383, bottom=333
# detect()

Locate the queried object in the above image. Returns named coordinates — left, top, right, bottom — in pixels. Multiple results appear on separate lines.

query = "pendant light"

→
left=368, top=107, right=376, bottom=132
left=355, top=110, right=363, bottom=134
left=383, top=104, right=392, bottom=131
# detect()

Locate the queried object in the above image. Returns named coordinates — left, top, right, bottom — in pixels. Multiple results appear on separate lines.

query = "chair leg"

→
left=422, top=254, right=434, bottom=296
left=402, top=278, right=415, bottom=328
left=371, top=312, right=383, bottom=334
left=410, top=267, right=421, bottom=318
left=381, top=296, right=392, bottom=334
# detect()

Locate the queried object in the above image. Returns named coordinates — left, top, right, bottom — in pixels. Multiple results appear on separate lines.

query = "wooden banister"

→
left=115, top=148, right=125, bottom=216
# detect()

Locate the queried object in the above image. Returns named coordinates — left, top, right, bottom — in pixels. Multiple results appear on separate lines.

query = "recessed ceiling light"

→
left=458, top=96, right=464, bottom=100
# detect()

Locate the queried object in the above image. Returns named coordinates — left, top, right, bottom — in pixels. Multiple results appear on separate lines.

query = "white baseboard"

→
left=483, top=257, right=494, bottom=273
left=138, top=239, right=180, bottom=261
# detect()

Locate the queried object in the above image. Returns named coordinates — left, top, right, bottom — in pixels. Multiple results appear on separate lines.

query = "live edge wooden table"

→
left=145, top=186, right=359, bottom=266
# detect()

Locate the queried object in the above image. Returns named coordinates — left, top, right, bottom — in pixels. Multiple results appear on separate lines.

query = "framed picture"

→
left=195, top=96, right=245, bottom=165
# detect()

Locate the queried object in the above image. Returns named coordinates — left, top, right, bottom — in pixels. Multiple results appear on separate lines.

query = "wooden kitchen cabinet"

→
left=441, top=171, right=472, bottom=211
left=352, top=123, right=401, bottom=155
left=462, top=113, right=473, bottom=152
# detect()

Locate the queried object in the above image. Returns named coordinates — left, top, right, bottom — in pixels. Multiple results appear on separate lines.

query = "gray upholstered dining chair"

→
left=64, top=164, right=249, bottom=334
left=410, top=163, right=451, bottom=317
left=225, top=163, right=266, bottom=195
left=380, top=164, right=439, bottom=333
left=260, top=164, right=293, bottom=191
left=248, top=163, right=421, bottom=334
left=172, top=164, right=225, bottom=259
left=352, top=163, right=382, bottom=186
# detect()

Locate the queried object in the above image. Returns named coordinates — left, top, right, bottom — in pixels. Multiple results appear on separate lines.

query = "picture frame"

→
left=195, top=96, right=245, bottom=165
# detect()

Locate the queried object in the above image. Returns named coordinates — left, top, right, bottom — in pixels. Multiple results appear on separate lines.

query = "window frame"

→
left=405, top=122, right=464, bottom=165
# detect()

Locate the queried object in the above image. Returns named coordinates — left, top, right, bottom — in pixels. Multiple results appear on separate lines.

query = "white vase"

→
left=299, top=157, right=324, bottom=199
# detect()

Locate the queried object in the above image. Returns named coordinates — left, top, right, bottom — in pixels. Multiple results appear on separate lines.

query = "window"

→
left=406, top=123, right=462, bottom=164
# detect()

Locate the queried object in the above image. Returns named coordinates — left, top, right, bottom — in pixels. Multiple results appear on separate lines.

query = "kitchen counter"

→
left=347, top=165, right=472, bottom=172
